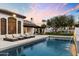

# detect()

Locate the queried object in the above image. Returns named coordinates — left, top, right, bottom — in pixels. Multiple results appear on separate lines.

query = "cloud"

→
left=63, top=4, right=79, bottom=14
left=26, top=3, right=68, bottom=26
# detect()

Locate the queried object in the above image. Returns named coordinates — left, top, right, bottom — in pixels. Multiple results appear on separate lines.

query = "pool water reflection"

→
left=0, top=39, right=72, bottom=56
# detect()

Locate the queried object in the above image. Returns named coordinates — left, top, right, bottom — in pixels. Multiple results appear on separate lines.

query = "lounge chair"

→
left=12, top=34, right=24, bottom=40
left=3, top=34, right=18, bottom=42
left=19, top=33, right=35, bottom=39
left=20, top=34, right=29, bottom=39
left=24, top=33, right=35, bottom=38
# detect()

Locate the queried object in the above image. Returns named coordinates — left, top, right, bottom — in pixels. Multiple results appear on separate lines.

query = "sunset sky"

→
left=0, top=3, right=79, bottom=25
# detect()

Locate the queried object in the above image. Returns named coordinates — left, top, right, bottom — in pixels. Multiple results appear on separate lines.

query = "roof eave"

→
left=0, top=9, right=26, bottom=19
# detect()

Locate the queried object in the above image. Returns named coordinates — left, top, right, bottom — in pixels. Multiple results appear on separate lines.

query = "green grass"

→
left=45, top=31, right=73, bottom=36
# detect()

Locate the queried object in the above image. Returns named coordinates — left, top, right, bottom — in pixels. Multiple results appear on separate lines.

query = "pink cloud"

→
left=25, top=3, right=68, bottom=26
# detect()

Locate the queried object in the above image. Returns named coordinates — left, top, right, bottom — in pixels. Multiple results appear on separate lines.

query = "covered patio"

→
left=24, top=20, right=45, bottom=35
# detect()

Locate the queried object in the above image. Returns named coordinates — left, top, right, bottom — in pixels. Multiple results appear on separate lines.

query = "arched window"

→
left=1, top=18, right=6, bottom=35
left=8, top=17, right=16, bottom=34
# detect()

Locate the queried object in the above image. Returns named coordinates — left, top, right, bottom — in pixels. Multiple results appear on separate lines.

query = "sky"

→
left=0, top=3, right=79, bottom=25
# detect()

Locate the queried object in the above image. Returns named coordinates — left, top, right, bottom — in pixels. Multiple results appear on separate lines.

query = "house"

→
left=0, top=8, right=45, bottom=39
left=0, top=9, right=26, bottom=38
left=24, top=20, right=46, bottom=35
left=23, top=20, right=40, bottom=35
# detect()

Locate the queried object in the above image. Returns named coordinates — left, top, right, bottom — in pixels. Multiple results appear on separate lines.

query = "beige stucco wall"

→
left=24, top=27, right=27, bottom=33
left=24, top=27, right=34, bottom=35
left=0, top=20, right=1, bottom=34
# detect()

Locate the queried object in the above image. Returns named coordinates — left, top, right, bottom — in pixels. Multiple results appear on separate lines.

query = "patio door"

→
left=1, top=18, right=6, bottom=35
left=8, top=17, right=16, bottom=34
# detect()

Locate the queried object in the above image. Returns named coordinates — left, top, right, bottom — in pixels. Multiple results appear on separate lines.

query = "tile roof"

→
left=24, top=20, right=40, bottom=28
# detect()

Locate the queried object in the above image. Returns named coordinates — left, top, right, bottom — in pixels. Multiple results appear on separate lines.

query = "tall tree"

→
left=67, top=15, right=74, bottom=27
left=47, top=19, right=52, bottom=27
left=46, top=15, right=74, bottom=31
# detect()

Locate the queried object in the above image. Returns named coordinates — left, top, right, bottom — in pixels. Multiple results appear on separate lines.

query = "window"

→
left=1, top=18, right=6, bottom=35
left=8, top=17, right=16, bottom=34
left=18, top=21, right=21, bottom=33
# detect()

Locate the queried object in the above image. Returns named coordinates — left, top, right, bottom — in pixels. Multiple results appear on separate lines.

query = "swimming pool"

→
left=0, top=38, right=73, bottom=56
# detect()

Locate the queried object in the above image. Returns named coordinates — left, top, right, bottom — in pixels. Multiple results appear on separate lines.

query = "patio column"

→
left=32, top=28, right=34, bottom=34
left=21, top=20, right=23, bottom=34
left=0, top=20, right=1, bottom=34
left=16, top=19, right=18, bottom=34
left=6, top=18, right=8, bottom=34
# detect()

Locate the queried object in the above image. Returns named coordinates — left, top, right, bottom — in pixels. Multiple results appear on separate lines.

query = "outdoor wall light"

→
left=13, top=14, right=16, bottom=17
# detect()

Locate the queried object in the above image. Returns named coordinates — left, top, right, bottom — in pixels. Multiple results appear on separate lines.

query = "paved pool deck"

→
left=0, top=35, right=48, bottom=52
left=0, top=35, right=73, bottom=52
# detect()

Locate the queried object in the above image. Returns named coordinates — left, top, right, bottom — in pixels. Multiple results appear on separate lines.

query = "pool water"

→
left=0, top=38, right=72, bottom=56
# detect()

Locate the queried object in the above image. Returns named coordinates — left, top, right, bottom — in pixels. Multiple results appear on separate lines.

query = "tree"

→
left=50, top=16, right=60, bottom=28
left=46, top=15, right=75, bottom=32
left=75, top=21, right=79, bottom=27
left=47, top=19, right=52, bottom=27
left=42, top=19, right=46, bottom=22
left=41, top=24, right=46, bottom=34
left=41, top=24, right=46, bottom=28
left=67, top=15, right=74, bottom=27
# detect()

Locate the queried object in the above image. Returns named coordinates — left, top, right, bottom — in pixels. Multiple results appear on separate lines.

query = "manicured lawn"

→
left=45, top=31, right=73, bottom=36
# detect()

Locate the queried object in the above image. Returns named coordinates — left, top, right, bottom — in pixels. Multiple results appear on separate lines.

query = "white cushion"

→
left=5, top=34, right=13, bottom=38
left=12, top=34, right=18, bottom=37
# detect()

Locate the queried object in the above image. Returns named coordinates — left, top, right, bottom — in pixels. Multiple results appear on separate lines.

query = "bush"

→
left=45, top=31, right=73, bottom=36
